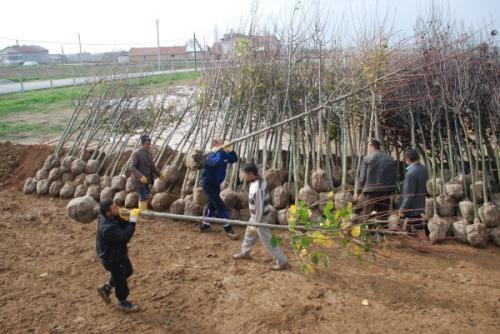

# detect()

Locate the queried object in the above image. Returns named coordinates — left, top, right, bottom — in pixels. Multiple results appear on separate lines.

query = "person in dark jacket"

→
left=399, top=148, right=429, bottom=236
left=130, top=134, right=165, bottom=210
left=357, top=139, right=397, bottom=218
left=200, top=139, right=238, bottom=239
left=96, top=198, right=139, bottom=312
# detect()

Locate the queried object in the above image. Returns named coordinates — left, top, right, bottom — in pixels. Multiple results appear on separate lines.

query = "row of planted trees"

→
left=24, top=5, right=499, bottom=257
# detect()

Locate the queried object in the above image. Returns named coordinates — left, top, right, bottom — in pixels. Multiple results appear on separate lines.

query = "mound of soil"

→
left=0, top=141, right=53, bottom=187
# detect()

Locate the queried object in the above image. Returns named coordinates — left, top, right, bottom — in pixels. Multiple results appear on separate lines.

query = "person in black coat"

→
left=96, top=198, right=139, bottom=312
left=399, top=148, right=429, bottom=236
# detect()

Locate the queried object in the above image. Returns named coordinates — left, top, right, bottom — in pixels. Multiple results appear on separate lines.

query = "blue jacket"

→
left=96, top=214, right=135, bottom=264
left=399, top=162, right=428, bottom=217
left=201, top=149, right=238, bottom=186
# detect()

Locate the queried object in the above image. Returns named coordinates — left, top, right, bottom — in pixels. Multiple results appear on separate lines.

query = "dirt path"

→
left=0, top=143, right=499, bottom=333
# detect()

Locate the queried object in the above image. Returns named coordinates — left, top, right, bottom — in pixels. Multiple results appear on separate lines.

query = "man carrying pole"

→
left=232, top=162, right=290, bottom=270
left=130, top=134, right=165, bottom=210
left=200, top=139, right=238, bottom=240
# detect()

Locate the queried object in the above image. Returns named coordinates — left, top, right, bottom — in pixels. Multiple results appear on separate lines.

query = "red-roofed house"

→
left=128, top=46, right=188, bottom=64
left=0, top=45, right=49, bottom=65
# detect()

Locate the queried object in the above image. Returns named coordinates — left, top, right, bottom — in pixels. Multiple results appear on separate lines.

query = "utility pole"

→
left=193, top=32, right=197, bottom=72
left=78, top=33, right=82, bottom=64
left=156, top=19, right=161, bottom=71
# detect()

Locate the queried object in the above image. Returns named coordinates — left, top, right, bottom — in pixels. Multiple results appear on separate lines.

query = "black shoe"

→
left=118, top=300, right=139, bottom=313
left=199, top=222, right=212, bottom=232
left=97, top=284, right=112, bottom=304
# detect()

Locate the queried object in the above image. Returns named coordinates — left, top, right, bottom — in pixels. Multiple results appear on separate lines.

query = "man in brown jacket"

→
left=129, top=134, right=165, bottom=210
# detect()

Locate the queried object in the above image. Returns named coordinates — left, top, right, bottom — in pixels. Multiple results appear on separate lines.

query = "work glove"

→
left=223, top=145, right=232, bottom=152
left=119, top=208, right=130, bottom=222
left=159, top=173, right=166, bottom=181
left=398, top=211, right=405, bottom=219
left=211, top=146, right=221, bottom=153
left=140, top=175, right=148, bottom=184
left=129, top=208, right=141, bottom=223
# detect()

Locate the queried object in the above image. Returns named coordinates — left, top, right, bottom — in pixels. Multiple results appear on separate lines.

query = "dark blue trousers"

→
left=202, top=181, right=231, bottom=231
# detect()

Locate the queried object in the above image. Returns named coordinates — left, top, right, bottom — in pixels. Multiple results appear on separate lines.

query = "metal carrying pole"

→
left=139, top=210, right=301, bottom=230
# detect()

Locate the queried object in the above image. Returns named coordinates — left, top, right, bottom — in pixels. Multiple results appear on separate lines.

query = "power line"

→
left=0, top=36, right=191, bottom=46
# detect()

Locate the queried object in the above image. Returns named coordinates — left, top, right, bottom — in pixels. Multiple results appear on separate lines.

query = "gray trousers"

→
left=241, top=226, right=288, bottom=266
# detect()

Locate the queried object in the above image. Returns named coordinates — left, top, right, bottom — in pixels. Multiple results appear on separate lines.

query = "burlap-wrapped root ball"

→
left=298, top=186, right=319, bottom=207
left=85, top=159, right=99, bottom=174
left=71, top=158, right=86, bottom=176
left=49, top=180, right=63, bottom=197
left=311, top=169, right=331, bottom=193
left=489, top=227, right=500, bottom=247
left=151, top=193, right=176, bottom=212
left=111, top=175, right=127, bottom=192
left=427, top=216, right=450, bottom=244
left=436, top=194, right=456, bottom=217
left=48, top=167, right=62, bottom=183
left=427, top=179, right=443, bottom=196
left=36, top=179, right=50, bottom=195
left=277, top=208, right=289, bottom=225
left=60, top=182, right=76, bottom=199
left=62, top=172, right=74, bottom=183
left=163, top=165, right=181, bottom=187
left=66, top=195, right=99, bottom=223
left=334, top=191, right=353, bottom=210
left=263, top=169, right=283, bottom=191
left=271, top=185, right=291, bottom=210
left=73, top=173, right=86, bottom=187
left=387, top=213, right=401, bottom=231
left=445, top=182, right=464, bottom=200
left=152, top=178, right=167, bottom=195
left=186, top=171, right=198, bottom=188
left=170, top=198, right=186, bottom=214
left=125, top=177, right=136, bottom=193
left=74, top=185, right=88, bottom=198
left=424, top=198, right=435, bottom=220
left=60, top=155, right=75, bottom=173
left=452, top=220, right=469, bottom=243
left=470, top=181, right=484, bottom=203
left=185, top=149, right=204, bottom=170
left=43, top=154, right=60, bottom=170
left=86, top=185, right=100, bottom=202
left=100, top=187, right=115, bottom=201
left=331, top=166, right=342, bottom=187
left=125, top=192, right=139, bottom=209
left=237, top=191, right=249, bottom=210
left=193, top=187, right=207, bottom=207
left=84, top=174, right=100, bottom=187
left=346, top=169, right=356, bottom=186
left=24, top=177, right=37, bottom=194
left=221, top=189, right=240, bottom=209
left=113, top=191, right=127, bottom=206
left=466, top=221, right=489, bottom=248
left=100, top=175, right=111, bottom=189
left=184, top=198, right=203, bottom=216
left=35, top=168, right=49, bottom=181
left=478, top=203, right=500, bottom=228
left=268, top=206, right=278, bottom=224
left=455, top=173, right=471, bottom=188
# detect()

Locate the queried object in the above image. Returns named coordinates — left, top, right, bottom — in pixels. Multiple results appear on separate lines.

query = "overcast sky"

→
left=0, top=0, right=498, bottom=54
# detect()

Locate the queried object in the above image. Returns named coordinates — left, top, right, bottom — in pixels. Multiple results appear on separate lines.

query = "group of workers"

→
left=95, top=135, right=428, bottom=312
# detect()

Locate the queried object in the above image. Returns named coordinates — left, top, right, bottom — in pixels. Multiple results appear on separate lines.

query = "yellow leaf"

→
left=346, top=202, right=353, bottom=212
left=290, top=205, right=297, bottom=215
left=351, top=225, right=361, bottom=238
left=327, top=191, right=334, bottom=199
left=311, top=231, right=334, bottom=248
left=288, top=216, right=296, bottom=224
left=353, top=245, right=361, bottom=256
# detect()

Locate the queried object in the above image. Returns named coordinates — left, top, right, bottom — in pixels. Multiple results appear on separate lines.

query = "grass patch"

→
left=0, top=121, right=65, bottom=141
left=0, top=87, right=80, bottom=117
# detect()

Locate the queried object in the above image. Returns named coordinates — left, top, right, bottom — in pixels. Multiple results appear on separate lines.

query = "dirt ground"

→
left=0, top=142, right=499, bottom=334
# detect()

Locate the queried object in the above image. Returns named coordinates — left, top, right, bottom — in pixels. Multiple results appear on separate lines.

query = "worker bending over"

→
left=233, top=162, right=290, bottom=270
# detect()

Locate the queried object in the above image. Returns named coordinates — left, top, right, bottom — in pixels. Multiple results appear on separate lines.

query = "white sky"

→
left=0, top=0, right=498, bottom=54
